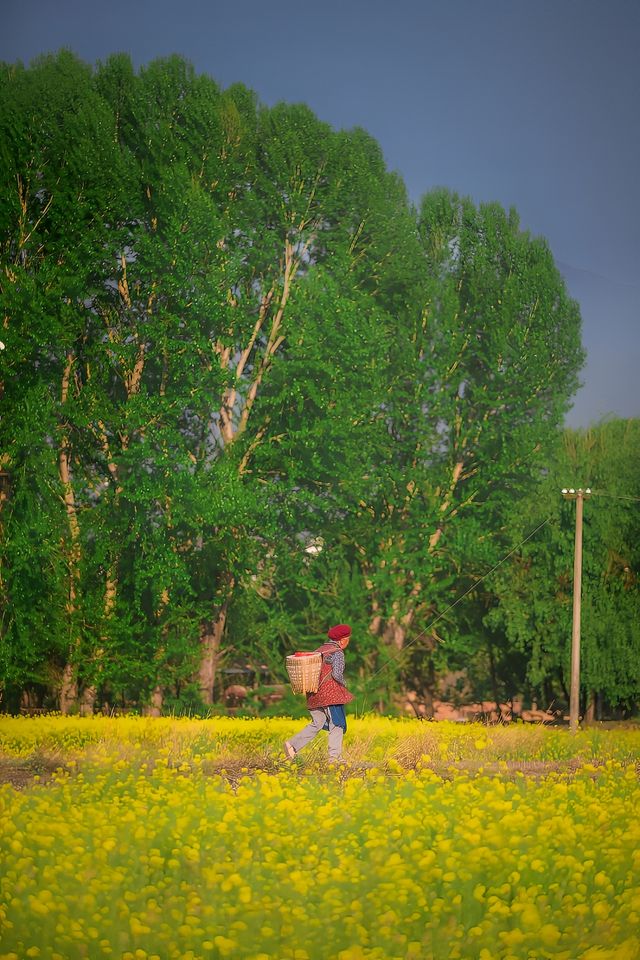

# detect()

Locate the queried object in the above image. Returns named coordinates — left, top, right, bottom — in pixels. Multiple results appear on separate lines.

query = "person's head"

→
left=327, top=623, right=351, bottom=649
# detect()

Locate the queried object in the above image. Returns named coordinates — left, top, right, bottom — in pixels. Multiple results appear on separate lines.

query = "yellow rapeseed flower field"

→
left=0, top=715, right=639, bottom=960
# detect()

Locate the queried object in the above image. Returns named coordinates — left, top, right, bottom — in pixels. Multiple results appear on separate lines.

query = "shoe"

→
left=284, top=741, right=296, bottom=760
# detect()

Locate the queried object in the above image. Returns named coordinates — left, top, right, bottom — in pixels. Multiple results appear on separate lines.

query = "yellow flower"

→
left=539, top=923, right=561, bottom=946
left=213, top=936, right=235, bottom=957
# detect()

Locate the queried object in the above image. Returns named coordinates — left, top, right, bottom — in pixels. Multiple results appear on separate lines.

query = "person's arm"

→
left=329, top=648, right=346, bottom=684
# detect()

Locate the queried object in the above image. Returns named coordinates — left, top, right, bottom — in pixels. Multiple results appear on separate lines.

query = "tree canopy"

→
left=2, top=51, right=633, bottom=720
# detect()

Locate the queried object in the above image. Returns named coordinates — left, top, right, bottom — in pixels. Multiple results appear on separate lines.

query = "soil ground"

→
left=3, top=754, right=635, bottom=790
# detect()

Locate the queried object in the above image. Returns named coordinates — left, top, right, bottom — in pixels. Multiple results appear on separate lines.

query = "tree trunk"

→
left=419, top=636, right=438, bottom=719
left=381, top=616, right=408, bottom=650
left=143, top=685, right=164, bottom=717
left=80, top=565, right=116, bottom=716
left=198, top=595, right=230, bottom=705
left=59, top=663, right=78, bottom=714
left=143, top=588, right=170, bottom=716
left=584, top=691, right=597, bottom=725
left=377, top=606, right=415, bottom=651
left=558, top=668, right=570, bottom=712
left=423, top=684, right=435, bottom=720
left=58, top=354, right=82, bottom=714
left=80, top=686, right=97, bottom=717
left=486, top=636, right=503, bottom=720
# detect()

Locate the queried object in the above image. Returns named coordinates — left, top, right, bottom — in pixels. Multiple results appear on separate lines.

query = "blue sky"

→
left=3, top=0, right=639, bottom=427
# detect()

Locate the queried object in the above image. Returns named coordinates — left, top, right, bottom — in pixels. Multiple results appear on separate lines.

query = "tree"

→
left=0, top=53, right=426, bottom=711
left=486, top=419, right=640, bottom=716
left=0, top=52, right=133, bottom=708
left=2, top=58, right=604, bottom=718
left=350, top=190, right=584, bottom=712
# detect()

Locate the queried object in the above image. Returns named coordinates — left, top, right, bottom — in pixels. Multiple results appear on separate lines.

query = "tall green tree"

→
left=485, top=419, right=640, bottom=716
left=348, top=190, right=584, bottom=711
left=2, top=56, right=600, bottom=718
left=0, top=52, right=133, bottom=708
left=0, top=53, right=425, bottom=711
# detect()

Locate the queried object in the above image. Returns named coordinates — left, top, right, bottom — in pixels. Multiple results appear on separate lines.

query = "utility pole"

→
left=561, top=488, right=591, bottom=733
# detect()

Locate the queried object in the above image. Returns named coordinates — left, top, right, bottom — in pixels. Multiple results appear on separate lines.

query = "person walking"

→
left=284, top=624, right=355, bottom=763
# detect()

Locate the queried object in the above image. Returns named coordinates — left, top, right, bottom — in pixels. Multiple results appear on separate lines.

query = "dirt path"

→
left=4, top=755, right=636, bottom=791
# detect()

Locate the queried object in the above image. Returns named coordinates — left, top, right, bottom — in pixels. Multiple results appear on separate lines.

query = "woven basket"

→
left=286, top=652, right=322, bottom=694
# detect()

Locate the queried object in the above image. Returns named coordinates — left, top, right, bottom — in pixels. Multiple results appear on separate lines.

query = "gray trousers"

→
left=288, top=708, right=344, bottom=760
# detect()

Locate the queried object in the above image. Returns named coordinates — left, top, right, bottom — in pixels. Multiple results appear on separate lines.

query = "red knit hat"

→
left=327, top=624, right=351, bottom=641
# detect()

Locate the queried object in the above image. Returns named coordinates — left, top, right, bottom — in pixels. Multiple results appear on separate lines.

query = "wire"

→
left=590, top=491, right=640, bottom=503
left=364, top=515, right=554, bottom=688
left=557, top=260, right=640, bottom=291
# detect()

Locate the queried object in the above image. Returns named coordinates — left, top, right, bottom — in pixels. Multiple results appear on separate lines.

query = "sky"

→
left=2, top=0, right=639, bottom=428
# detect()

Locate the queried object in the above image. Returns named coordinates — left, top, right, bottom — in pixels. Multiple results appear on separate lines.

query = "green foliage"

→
left=340, top=190, right=584, bottom=703
left=2, top=51, right=633, bottom=719
left=486, top=420, right=640, bottom=711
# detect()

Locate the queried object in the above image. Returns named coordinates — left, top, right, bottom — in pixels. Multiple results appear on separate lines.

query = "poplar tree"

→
left=0, top=53, right=422, bottom=709
left=0, top=52, right=132, bottom=708
left=350, top=190, right=584, bottom=710
left=0, top=57, right=590, bottom=715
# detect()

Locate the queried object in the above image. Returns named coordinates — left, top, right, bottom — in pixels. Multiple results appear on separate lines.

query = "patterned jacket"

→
left=306, top=641, right=354, bottom=709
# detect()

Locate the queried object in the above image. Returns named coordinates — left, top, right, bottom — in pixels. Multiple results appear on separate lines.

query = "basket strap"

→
left=315, top=654, right=344, bottom=691
left=316, top=670, right=333, bottom=691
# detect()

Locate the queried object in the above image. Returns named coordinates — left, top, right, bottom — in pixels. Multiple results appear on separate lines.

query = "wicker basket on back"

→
left=286, top=652, right=322, bottom=694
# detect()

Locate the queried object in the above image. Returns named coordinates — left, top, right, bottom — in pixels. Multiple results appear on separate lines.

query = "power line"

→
left=557, top=260, right=640, bottom=291
left=358, top=486, right=637, bottom=707
left=365, top=515, right=554, bottom=687
left=590, top=491, right=640, bottom=503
